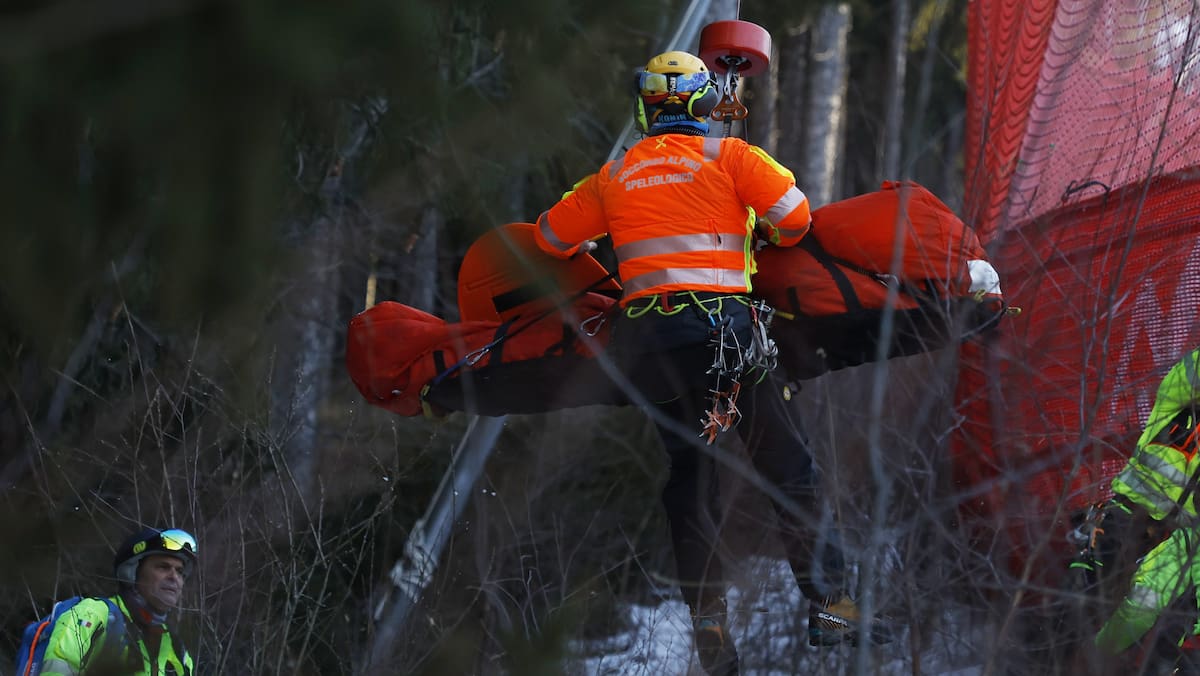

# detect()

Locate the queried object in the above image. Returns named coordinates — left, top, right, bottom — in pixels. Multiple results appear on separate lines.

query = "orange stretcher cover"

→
left=347, top=181, right=1004, bottom=416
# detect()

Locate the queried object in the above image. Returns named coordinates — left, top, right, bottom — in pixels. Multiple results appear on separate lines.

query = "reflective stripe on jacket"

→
left=1112, top=348, right=1200, bottom=522
left=41, top=595, right=193, bottom=676
left=534, top=134, right=811, bottom=305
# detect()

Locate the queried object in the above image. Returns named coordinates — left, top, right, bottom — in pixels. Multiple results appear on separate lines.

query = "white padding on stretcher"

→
left=967, top=259, right=1002, bottom=296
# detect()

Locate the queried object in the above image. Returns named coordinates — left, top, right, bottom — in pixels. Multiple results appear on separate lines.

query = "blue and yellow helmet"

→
left=634, top=51, right=718, bottom=135
left=113, top=527, right=198, bottom=585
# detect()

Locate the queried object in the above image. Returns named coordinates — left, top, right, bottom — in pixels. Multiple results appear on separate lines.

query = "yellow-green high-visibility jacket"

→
left=1112, top=348, right=1200, bottom=522
left=1096, top=527, right=1200, bottom=652
left=41, top=595, right=193, bottom=676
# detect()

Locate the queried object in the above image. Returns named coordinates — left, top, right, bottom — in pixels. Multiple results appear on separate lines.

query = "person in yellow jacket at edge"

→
left=40, top=527, right=197, bottom=675
left=533, top=50, right=889, bottom=675
left=1088, top=348, right=1200, bottom=671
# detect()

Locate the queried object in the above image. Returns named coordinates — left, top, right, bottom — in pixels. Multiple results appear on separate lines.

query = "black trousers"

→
left=736, top=369, right=846, bottom=602
left=612, top=294, right=846, bottom=613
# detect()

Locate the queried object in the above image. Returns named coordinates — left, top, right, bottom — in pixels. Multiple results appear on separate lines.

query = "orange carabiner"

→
left=710, top=95, right=749, bottom=122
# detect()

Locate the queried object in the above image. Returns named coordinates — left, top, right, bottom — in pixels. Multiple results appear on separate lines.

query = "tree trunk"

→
left=393, top=206, right=440, bottom=314
left=271, top=99, right=386, bottom=504
left=803, top=3, right=852, bottom=207
left=880, top=0, right=911, bottom=182
left=775, top=25, right=810, bottom=175
left=746, top=38, right=780, bottom=153
left=272, top=216, right=339, bottom=501
left=940, top=108, right=965, bottom=211
left=905, top=0, right=949, bottom=178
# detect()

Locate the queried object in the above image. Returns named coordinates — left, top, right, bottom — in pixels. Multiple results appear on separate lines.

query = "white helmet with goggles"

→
left=634, top=51, right=718, bottom=135
left=114, top=527, right=198, bottom=585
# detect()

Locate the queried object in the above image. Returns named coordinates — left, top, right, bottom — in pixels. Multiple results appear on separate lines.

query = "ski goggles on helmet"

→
left=158, top=529, right=198, bottom=555
left=638, top=70, right=712, bottom=100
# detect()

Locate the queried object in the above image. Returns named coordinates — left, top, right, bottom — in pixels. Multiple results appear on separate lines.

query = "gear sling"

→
left=621, top=290, right=778, bottom=442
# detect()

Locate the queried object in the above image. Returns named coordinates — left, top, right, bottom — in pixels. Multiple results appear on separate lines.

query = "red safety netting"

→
left=956, top=0, right=1200, bottom=585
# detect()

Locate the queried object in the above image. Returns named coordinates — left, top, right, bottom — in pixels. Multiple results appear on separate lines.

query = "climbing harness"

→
left=624, top=291, right=778, bottom=443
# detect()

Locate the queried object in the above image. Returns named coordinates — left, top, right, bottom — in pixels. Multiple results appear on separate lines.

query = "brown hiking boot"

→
left=693, top=615, right=739, bottom=675
left=808, top=594, right=894, bottom=647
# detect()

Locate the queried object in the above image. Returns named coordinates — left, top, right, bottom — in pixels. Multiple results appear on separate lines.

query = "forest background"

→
left=0, top=0, right=1017, bottom=674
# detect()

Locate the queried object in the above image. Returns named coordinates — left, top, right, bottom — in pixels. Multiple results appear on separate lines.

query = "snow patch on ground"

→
left=573, top=557, right=986, bottom=675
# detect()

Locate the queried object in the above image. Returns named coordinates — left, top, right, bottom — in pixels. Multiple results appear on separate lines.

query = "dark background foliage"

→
left=0, top=1, right=986, bottom=673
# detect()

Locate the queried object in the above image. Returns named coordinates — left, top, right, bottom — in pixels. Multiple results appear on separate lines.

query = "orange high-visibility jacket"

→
left=534, top=134, right=811, bottom=305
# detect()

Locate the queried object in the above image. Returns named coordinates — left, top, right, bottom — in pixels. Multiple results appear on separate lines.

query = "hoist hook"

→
left=698, top=20, right=772, bottom=136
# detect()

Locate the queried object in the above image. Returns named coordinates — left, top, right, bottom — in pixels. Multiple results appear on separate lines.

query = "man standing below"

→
left=1095, top=525, right=1200, bottom=671
left=1079, top=348, right=1200, bottom=670
left=533, top=50, right=885, bottom=675
left=39, top=526, right=197, bottom=676
left=1071, top=347, right=1200, bottom=599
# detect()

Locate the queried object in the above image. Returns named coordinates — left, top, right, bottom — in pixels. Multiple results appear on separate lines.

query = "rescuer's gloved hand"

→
left=578, top=240, right=598, bottom=254
left=1067, top=558, right=1099, bottom=592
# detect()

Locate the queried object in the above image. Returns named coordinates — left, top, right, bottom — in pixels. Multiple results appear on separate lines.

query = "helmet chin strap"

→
left=651, top=111, right=707, bottom=132
left=647, top=102, right=710, bottom=136
left=651, top=123, right=707, bottom=137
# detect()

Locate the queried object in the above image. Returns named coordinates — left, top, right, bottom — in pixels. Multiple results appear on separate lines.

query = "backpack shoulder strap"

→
left=96, top=597, right=129, bottom=659
left=100, top=597, right=125, bottom=633
left=165, top=627, right=191, bottom=676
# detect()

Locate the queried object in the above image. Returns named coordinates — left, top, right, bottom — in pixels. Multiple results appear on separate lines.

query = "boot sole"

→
left=808, top=630, right=858, bottom=647
left=808, top=629, right=894, bottom=647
